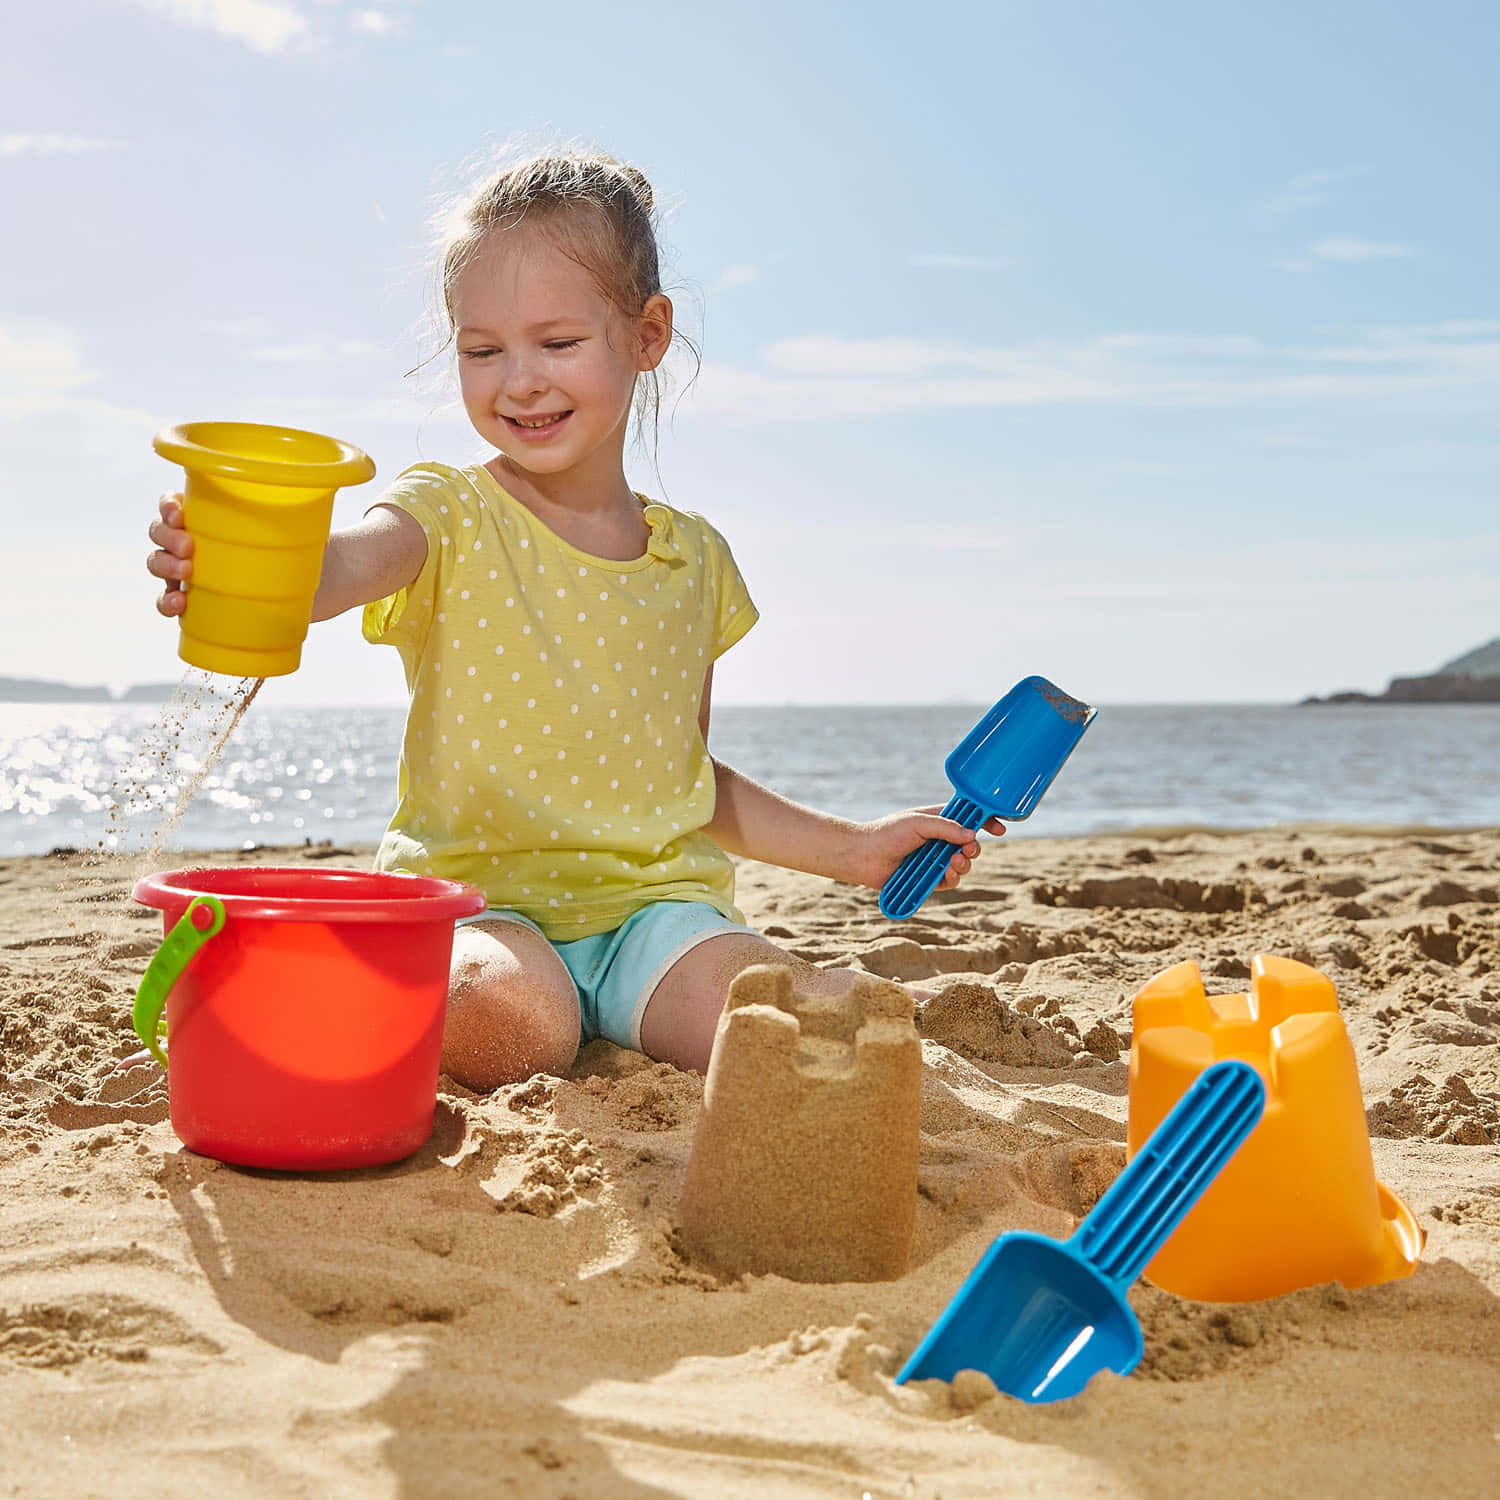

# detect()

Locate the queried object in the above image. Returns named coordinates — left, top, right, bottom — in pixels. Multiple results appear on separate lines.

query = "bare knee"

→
left=692, top=937, right=859, bottom=1000
left=442, top=926, right=580, bottom=1092
left=639, top=934, right=860, bottom=1074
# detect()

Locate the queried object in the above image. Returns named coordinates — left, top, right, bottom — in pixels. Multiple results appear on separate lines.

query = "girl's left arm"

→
left=696, top=668, right=1003, bottom=891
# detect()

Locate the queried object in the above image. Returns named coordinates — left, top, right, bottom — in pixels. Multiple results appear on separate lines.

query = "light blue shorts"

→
left=457, top=900, right=757, bottom=1051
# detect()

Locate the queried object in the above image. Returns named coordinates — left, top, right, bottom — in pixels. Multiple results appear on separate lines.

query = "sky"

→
left=4, top=0, right=1497, bottom=709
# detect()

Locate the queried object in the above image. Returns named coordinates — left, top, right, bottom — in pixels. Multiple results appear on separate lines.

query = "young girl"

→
left=147, top=147, right=1002, bottom=1091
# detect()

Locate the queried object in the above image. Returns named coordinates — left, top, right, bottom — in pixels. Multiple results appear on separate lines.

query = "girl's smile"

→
left=504, top=409, right=574, bottom=441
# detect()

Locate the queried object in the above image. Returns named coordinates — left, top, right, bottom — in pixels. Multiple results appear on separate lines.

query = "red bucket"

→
left=132, top=866, right=485, bottom=1169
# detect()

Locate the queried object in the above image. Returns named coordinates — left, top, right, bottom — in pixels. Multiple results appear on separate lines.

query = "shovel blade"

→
left=946, top=675, right=1096, bottom=821
left=896, top=1232, right=1140, bottom=1403
left=878, top=675, right=1096, bottom=920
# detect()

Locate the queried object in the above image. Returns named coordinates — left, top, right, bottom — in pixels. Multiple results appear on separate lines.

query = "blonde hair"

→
left=424, top=143, right=697, bottom=453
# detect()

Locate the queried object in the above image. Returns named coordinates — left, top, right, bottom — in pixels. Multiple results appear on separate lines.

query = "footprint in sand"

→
left=0, top=1293, right=224, bottom=1368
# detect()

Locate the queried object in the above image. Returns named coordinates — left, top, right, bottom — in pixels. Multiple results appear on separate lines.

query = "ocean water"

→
left=1, top=700, right=1497, bottom=859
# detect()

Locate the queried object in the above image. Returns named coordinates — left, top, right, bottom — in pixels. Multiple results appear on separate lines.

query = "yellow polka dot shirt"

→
left=362, top=462, right=758, bottom=940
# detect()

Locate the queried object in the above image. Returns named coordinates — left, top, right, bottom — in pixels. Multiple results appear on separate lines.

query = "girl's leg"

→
left=442, top=919, right=581, bottom=1092
left=637, top=933, right=860, bottom=1073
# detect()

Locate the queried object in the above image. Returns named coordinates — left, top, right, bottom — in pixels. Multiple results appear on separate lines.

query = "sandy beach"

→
left=3, top=826, right=1499, bottom=1498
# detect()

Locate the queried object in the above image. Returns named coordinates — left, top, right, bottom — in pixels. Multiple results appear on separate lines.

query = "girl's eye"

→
left=545, top=339, right=582, bottom=351
left=459, top=348, right=498, bottom=360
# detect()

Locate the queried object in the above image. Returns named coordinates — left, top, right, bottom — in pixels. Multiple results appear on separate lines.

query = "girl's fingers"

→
left=146, top=549, right=191, bottom=582
left=150, top=493, right=190, bottom=619
left=148, top=516, right=193, bottom=556
left=910, top=806, right=1005, bottom=840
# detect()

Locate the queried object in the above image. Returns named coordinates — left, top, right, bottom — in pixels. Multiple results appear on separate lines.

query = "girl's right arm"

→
left=147, top=494, right=428, bottom=622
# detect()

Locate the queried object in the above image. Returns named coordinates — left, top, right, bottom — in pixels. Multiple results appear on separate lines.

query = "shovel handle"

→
left=1074, top=1060, right=1265, bottom=1288
left=879, top=793, right=988, bottom=919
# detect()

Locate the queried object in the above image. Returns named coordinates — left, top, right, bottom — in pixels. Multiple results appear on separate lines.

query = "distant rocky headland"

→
left=0, top=677, right=176, bottom=703
left=1302, top=637, right=1500, bottom=705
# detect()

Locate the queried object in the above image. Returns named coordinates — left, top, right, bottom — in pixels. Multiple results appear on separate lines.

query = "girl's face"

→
left=452, top=223, right=669, bottom=483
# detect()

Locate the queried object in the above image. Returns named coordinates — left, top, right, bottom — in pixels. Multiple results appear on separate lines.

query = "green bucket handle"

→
left=132, top=895, right=226, bottom=1069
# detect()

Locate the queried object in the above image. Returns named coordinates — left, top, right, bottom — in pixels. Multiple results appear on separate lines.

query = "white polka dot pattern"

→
left=361, top=462, right=758, bottom=938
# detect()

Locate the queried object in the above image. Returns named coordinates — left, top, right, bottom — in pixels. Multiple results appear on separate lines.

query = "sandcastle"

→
left=678, top=965, right=922, bottom=1282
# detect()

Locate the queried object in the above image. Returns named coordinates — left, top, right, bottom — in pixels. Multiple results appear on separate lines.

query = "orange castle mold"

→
left=1128, top=954, right=1423, bottom=1302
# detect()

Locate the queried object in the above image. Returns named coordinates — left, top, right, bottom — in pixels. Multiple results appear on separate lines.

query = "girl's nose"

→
left=501, top=354, right=547, bottom=401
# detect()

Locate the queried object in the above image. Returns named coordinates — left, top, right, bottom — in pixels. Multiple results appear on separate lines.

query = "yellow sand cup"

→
left=152, top=421, right=376, bottom=677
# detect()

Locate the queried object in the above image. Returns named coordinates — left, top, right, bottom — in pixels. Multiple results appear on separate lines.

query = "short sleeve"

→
left=702, top=521, right=758, bottom=661
left=361, top=464, right=461, bottom=651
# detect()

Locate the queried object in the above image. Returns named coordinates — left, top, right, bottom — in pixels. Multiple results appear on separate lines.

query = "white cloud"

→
left=1310, top=237, right=1411, bottom=263
left=1257, top=430, right=1337, bottom=452
left=141, top=0, right=308, bottom=54
left=1257, top=165, right=1371, bottom=220
left=0, top=325, right=98, bottom=403
left=908, top=252, right=1010, bottom=271
left=0, top=325, right=164, bottom=539
left=1274, top=237, right=1412, bottom=272
left=1094, top=333, right=1265, bottom=358
left=249, top=338, right=382, bottom=362
left=1365, top=319, right=1500, bottom=341
left=1, top=134, right=126, bottom=157
left=350, top=8, right=404, bottom=37
left=683, top=323, right=1500, bottom=420
left=762, top=336, right=971, bottom=377
left=714, top=264, right=759, bottom=290
left=204, top=317, right=269, bottom=338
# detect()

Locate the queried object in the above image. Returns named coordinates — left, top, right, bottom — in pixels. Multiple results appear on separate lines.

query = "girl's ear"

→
left=636, top=293, right=673, bottom=371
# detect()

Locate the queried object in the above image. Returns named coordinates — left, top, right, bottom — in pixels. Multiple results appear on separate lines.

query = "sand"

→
left=2, top=825, right=1499, bottom=1498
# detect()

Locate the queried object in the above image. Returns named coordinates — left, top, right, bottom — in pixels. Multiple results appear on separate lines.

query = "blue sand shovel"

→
left=896, top=1060, right=1266, bottom=1403
left=879, top=675, right=1096, bottom=920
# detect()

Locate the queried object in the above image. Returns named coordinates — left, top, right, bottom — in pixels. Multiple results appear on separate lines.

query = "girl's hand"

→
left=147, top=492, right=193, bottom=616
left=850, top=806, right=1006, bottom=892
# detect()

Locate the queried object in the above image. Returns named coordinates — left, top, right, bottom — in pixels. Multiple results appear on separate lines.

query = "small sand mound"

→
left=917, top=981, right=1076, bottom=1067
left=1015, top=1140, right=1125, bottom=1217
left=1402, top=919, right=1472, bottom=966
left=1130, top=1284, right=1313, bottom=1381
left=1081, top=1018, right=1124, bottom=1061
left=1368, top=1073, right=1500, bottom=1145
left=1417, top=879, right=1498, bottom=908
left=1032, top=875, right=1247, bottom=913
left=488, top=1130, right=606, bottom=1216
left=605, top=1073, right=688, bottom=1132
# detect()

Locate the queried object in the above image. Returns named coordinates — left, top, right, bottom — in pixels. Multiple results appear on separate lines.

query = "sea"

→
left=2, top=700, right=1497, bottom=858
